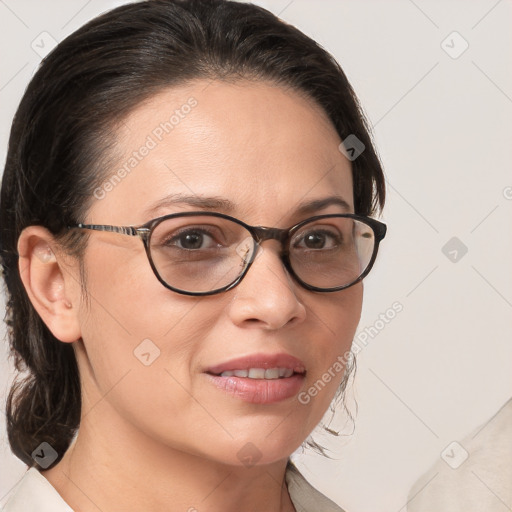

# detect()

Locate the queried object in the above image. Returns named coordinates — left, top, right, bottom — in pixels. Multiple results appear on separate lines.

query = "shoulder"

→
left=407, top=398, right=512, bottom=511
left=286, top=461, right=346, bottom=512
left=1, top=467, right=73, bottom=512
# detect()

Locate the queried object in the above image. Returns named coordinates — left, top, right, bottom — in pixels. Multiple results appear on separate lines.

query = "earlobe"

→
left=17, top=226, right=82, bottom=343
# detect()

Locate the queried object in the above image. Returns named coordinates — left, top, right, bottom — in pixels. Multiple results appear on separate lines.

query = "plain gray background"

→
left=1, top=1, right=511, bottom=511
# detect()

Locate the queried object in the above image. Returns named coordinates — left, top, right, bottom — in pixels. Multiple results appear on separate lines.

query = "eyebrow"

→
left=145, top=193, right=351, bottom=219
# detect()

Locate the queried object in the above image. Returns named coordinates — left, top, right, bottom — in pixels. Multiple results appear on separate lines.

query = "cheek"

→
left=75, top=260, right=225, bottom=452
left=76, top=244, right=211, bottom=400
left=311, top=282, right=362, bottom=359
left=79, top=239, right=198, bottom=339
left=301, top=284, right=362, bottom=413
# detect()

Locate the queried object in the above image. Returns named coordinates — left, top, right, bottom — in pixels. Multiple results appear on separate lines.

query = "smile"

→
left=218, top=368, right=297, bottom=379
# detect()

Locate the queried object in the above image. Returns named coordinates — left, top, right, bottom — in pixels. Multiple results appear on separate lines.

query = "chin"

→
left=194, top=433, right=305, bottom=468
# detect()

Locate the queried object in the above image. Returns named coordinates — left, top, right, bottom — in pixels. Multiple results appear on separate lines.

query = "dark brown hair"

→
left=0, top=0, right=385, bottom=467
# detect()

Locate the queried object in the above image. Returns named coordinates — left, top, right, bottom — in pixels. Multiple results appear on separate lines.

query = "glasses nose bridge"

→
left=251, top=225, right=289, bottom=248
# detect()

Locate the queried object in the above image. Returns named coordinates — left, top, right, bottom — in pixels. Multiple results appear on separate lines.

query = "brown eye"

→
left=167, top=228, right=217, bottom=250
left=293, top=228, right=341, bottom=250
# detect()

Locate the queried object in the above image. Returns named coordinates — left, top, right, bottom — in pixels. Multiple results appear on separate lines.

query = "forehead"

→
left=89, top=79, right=353, bottom=225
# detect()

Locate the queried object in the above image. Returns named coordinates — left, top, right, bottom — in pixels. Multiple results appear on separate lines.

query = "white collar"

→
left=2, top=467, right=73, bottom=512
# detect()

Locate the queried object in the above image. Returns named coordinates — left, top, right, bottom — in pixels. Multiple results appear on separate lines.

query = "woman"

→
left=0, top=1, right=386, bottom=511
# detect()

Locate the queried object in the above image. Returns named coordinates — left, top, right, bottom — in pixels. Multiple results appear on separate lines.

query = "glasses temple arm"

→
left=73, top=224, right=141, bottom=236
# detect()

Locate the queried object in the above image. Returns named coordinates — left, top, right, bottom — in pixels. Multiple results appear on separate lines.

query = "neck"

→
left=42, top=401, right=296, bottom=512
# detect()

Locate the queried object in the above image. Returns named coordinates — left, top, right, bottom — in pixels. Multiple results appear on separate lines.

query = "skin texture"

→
left=17, top=79, right=362, bottom=512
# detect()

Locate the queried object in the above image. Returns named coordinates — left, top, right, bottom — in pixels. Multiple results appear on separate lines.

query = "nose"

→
left=226, top=242, right=307, bottom=330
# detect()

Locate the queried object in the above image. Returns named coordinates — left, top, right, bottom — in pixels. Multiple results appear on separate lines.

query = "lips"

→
left=205, top=353, right=306, bottom=404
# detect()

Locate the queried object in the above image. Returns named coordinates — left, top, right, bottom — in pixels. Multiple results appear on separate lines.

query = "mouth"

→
left=204, top=353, right=307, bottom=404
left=211, top=367, right=303, bottom=379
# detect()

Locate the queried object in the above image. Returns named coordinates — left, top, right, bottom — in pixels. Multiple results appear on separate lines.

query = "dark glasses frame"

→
left=69, top=211, right=387, bottom=296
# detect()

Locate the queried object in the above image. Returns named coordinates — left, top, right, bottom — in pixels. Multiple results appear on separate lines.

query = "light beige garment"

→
left=286, top=462, right=345, bottom=511
left=408, top=398, right=512, bottom=511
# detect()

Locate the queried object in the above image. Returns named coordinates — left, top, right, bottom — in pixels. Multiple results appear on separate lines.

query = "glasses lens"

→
left=289, top=216, right=375, bottom=289
left=148, top=214, right=377, bottom=294
left=149, top=215, right=255, bottom=293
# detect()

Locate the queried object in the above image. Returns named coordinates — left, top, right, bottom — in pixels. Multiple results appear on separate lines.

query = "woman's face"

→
left=72, top=79, right=362, bottom=465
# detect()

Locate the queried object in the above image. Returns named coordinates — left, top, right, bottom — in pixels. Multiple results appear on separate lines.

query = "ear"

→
left=17, top=226, right=82, bottom=343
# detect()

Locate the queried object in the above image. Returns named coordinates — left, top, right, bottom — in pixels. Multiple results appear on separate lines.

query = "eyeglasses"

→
left=69, top=212, right=386, bottom=296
